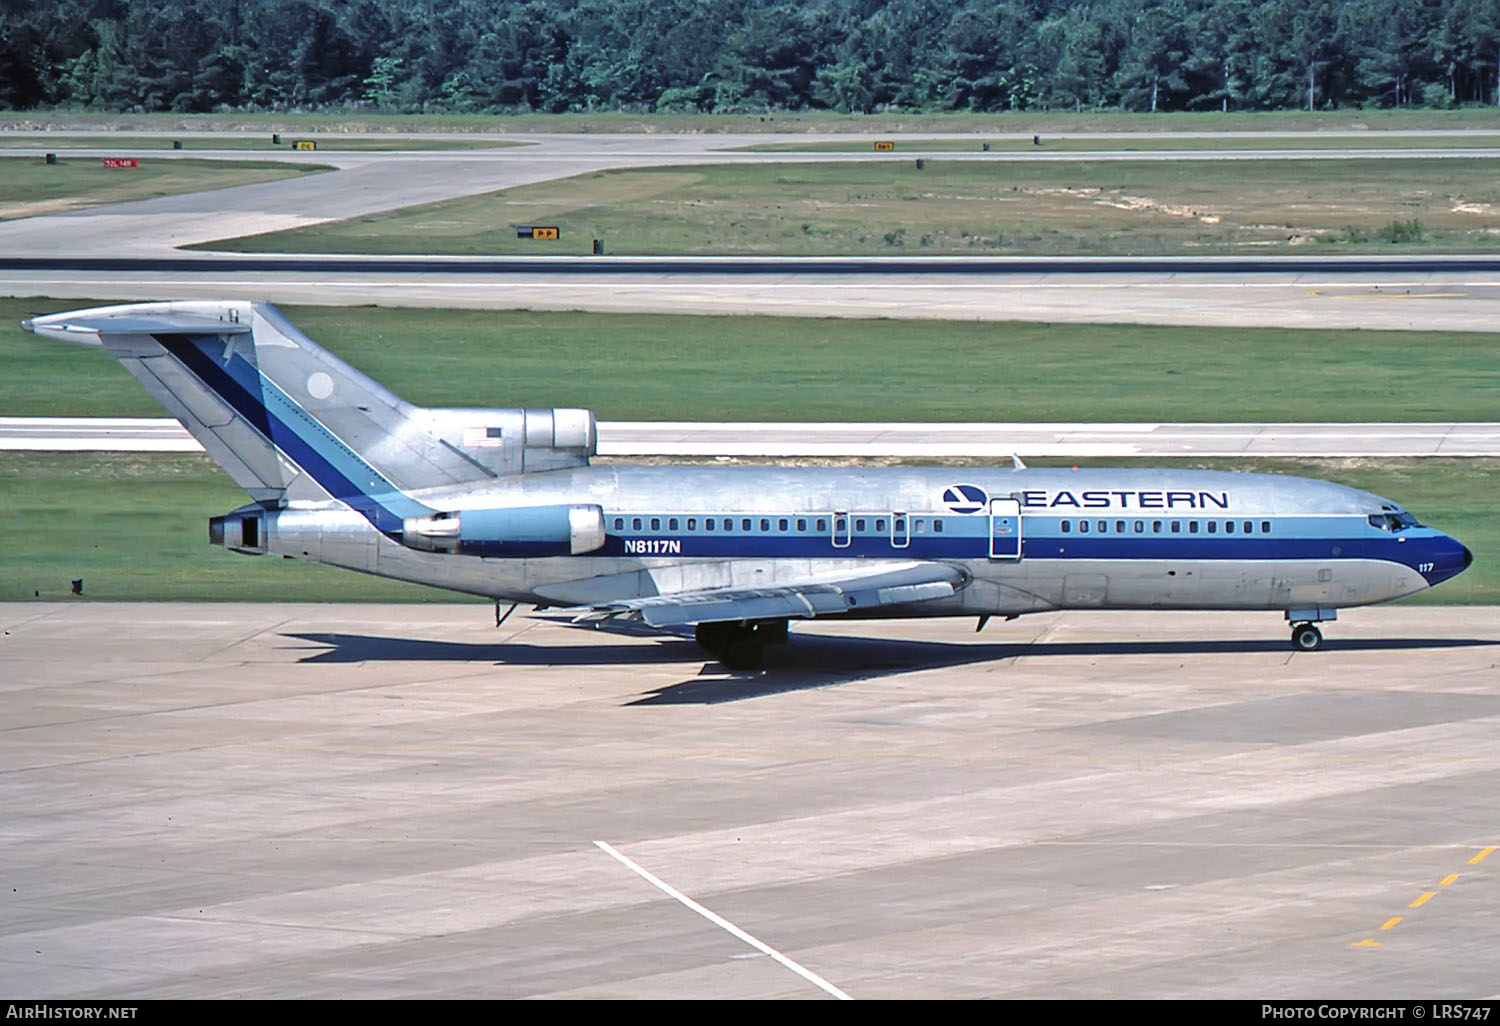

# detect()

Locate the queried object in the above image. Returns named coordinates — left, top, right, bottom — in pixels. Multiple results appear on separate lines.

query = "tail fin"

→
left=24, top=301, right=596, bottom=532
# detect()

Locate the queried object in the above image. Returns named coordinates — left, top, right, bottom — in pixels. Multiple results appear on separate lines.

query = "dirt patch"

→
left=0, top=197, right=83, bottom=220
left=1027, top=185, right=1223, bottom=224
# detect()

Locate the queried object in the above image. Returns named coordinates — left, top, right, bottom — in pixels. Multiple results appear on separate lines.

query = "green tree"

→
left=1345, top=0, right=1442, bottom=107
left=363, top=54, right=403, bottom=107
left=1118, top=0, right=1193, bottom=111
left=1039, top=3, right=1126, bottom=110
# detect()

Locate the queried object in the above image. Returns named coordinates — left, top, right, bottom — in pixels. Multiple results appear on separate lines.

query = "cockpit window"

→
left=1368, top=512, right=1420, bottom=532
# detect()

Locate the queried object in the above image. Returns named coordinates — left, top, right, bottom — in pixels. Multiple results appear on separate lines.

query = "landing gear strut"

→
left=695, top=620, right=788, bottom=670
left=1290, top=622, right=1324, bottom=652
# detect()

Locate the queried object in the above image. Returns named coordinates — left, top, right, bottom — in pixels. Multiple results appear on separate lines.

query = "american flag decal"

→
left=463, top=426, right=505, bottom=448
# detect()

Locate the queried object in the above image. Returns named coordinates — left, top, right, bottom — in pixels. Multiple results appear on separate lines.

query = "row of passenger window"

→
left=1060, top=519, right=1272, bottom=535
left=611, top=515, right=947, bottom=534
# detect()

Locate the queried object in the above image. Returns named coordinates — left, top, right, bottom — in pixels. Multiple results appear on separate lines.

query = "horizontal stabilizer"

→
left=24, top=310, right=252, bottom=345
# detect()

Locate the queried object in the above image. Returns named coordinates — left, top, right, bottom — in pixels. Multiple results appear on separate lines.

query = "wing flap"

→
left=570, top=561, right=965, bottom=628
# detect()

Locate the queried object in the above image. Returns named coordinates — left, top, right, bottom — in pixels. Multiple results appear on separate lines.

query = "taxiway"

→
left=3, top=602, right=1498, bottom=998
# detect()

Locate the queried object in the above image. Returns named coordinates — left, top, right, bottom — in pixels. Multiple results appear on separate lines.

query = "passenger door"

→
left=989, top=498, right=1022, bottom=560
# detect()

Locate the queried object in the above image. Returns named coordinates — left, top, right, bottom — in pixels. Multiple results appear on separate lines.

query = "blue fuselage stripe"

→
left=596, top=525, right=1465, bottom=583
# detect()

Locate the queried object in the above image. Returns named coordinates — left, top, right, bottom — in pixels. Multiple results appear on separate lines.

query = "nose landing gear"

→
left=1285, top=607, right=1335, bottom=652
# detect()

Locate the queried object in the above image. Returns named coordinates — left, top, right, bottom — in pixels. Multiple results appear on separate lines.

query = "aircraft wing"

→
left=568, top=561, right=966, bottom=627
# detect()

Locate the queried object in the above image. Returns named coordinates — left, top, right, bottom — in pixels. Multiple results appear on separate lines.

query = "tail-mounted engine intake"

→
left=422, top=407, right=597, bottom=478
left=402, top=504, right=606, bottom=557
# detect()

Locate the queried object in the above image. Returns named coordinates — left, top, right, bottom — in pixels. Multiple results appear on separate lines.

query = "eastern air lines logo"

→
left=942, top=484, right=988, bottom=514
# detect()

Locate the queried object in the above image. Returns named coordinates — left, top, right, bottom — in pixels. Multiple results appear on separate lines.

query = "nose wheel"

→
left=1290, top=622, right=1324, bottom=652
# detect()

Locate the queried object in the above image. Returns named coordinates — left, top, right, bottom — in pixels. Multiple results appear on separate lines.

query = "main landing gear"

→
left=1290, top=622, right=1324, bottom=652
left=695, top=619, right=788, bottom=671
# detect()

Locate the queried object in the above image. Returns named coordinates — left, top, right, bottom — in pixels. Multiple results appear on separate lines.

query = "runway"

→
left=5, top=417, right=1499, bottom=458
left=10, top=255, right=1500, bottom=330
left=3, top=602, right=1498, bottom=998
left=13, top=265, right=1500, bottom=331
left=12, top=254, right=1500, bottom=274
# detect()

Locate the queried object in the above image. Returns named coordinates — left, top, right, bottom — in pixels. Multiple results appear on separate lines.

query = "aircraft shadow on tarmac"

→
left=283, top=627, right=1497, bottom=706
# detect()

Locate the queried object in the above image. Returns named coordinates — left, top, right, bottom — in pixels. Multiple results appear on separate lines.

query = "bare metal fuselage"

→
left=259, top=462, right=1455, bottom=620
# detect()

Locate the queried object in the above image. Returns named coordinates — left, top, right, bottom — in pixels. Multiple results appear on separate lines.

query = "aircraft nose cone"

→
left=1433, top=537, right=1473, bottom=585
left=1419, top=536, right=1473, bottom=587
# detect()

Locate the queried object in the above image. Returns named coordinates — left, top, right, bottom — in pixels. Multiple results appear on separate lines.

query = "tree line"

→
left=2, top=0, right=1498, bottom=115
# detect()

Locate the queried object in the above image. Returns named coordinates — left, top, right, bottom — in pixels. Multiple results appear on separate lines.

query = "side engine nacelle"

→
left=401, top=504, right=606, bottom=557
left=212, top=502, right=607, bottom=564
left=210, top=506, right=378, bottom=571
left=209, top=508, right=269, bottom=555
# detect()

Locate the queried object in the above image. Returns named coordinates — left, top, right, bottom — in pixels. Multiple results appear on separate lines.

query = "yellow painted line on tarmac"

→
left=1353, top=846, right=1494, bottom=948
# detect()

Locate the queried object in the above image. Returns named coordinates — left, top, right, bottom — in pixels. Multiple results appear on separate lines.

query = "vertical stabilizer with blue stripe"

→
left=22, top=300, right=597, bottom=533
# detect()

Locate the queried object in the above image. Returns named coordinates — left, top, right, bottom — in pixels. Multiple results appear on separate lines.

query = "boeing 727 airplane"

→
left=24, top=301, right=1472, bottom=669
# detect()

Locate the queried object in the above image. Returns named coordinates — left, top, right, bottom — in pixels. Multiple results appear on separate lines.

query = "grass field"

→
left=0, top=452, right=1491, bottom=604
left=0, top=451, right=464, bottom=603
left=6, top=300, right=1498, bottom=423
left=0, top=134, right=526, bottom=151
left=737, top=135, right=1500, bottom=152
left=202, top=157, right=1500, bottom=257
left=13, top=108, right=1500, bottom=134
left=0, top=155, right=327, bottom=221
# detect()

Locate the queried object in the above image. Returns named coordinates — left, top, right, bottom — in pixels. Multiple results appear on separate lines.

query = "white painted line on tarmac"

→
left=9, top=277, right=1500, bottom=290
left=593, top=839, right=853, bottom=1001
left=6, top=418, right=1500, bottom=457
left=0, top=439, right=203, bottom=452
